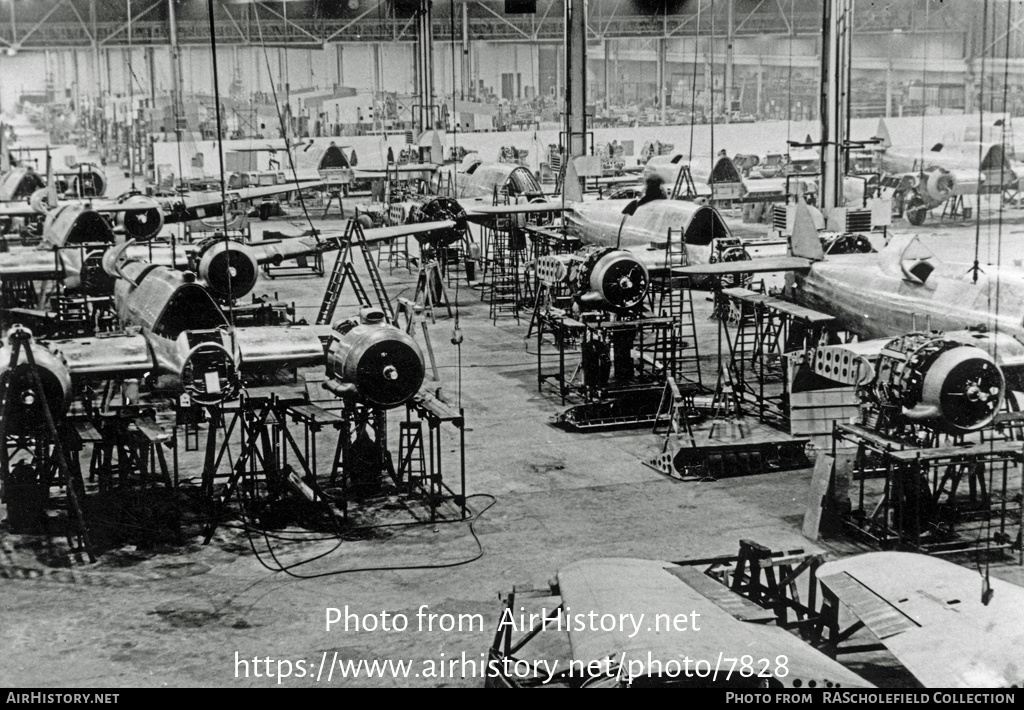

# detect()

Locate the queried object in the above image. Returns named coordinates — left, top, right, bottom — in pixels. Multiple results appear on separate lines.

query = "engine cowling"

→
left=574, top=247, right=649, bottom=312
left=924, top=167, right=956, bottom=202
left=116, top=195, right=165, bottom=242
left=0, top=326, right=72, bottom=434
left=196, top=240, right=260, bottom=302
left=413, top=196, right=467, bottom=248
left=325, top=309, right=425, bottom=409
left=873, top=334, right=1003, bottom=432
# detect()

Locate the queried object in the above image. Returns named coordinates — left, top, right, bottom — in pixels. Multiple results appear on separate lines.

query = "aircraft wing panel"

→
left=464, top=202, right=572, bottom=221
left=44, top=333, right=153, bottom=378
left=673, top=256, right=814, bottom=277
left=0, top=250, right=65, bottom=280
left=234, top=325, right=328, bottom=371
left=231, top=179, right=324, bottom=202
left=817, top=571, right=920, bottom=640
left=817, top=551, right=1024, bottom=688
left=361, top=220, right=457, bottom=244
left=557, top=558, right=873, bottom=688
left=0, top=202, right=38, bottom=218
left=247, top=235, right=330, bottom=265
left=354, top=163, right=438, bottom=178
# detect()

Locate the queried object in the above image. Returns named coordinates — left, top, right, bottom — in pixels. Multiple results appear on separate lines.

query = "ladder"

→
left=316, top=219, right=396, bottom=326
left=396, top=421, right=426, bottom=487
left=670, top=164, right=697, bottom=201
left=647, top=227, right=702, bottom=388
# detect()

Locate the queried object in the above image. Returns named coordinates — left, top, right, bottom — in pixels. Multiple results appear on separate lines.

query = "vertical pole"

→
left=602, top=38, right=609, bottom=110
left=415, top=0, right=434, bottom=135
left=658, top=37, right=666, bottom=126
left=565, top=0, right=587, bottom=159
left=461, top=1, right=470, bottom=100
left=167, top=0, right=181, bottom=135
left=725, top=0, right=734, bottom=123
left=819, top=0, right=845, bottom=212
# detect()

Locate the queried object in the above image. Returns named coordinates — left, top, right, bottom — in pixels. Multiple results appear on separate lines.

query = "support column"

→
left=564, top=0, right=587, bottom=158
left=602, top=38, right=609, bottom=109
left=755, top=62, right=763, bottom=117
left=819, top=0, right=851, bottom=212
left=657, top=37, right=666, bottom=125
left=885, top=61, right=892, bottom=118
left=415, top=0, right=434, bottom=135
left=461, top=1, right=470, bottom=100
left=167, top=0, right=182, bottom=135
left=725, top=0, right=734, bottom=123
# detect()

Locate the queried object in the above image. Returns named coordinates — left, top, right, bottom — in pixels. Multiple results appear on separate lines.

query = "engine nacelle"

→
left=176, top=329, right=241, bottom=406
left=812, top=333, right=1004, bottom=433
left=924, top=167, right=956, bottom=202
left=195, top=239, right=260, bottom=302
left=537, top=247, right=649, bottom=313
left=0, top=326, right=72, bottom=434
left=325, top=309, right=425, bottom=409
left=873, top=334, right=1003, bottom=432
left=115, top=195, right=165, bottom=242
left=412, top=196, right=467, bottom=248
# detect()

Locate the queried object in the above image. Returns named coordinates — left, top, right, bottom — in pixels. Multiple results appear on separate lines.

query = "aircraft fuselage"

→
left=793, top=253, right=1024, bottom=346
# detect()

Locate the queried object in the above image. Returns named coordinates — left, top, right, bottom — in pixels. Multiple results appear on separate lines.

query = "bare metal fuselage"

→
left=565, top=198, right=732, bottom=272
left=792, top=247, right=1024, bottom=367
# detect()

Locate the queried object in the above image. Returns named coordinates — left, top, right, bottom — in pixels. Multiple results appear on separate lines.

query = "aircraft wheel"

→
left=904, top=192, right=928, bottom=226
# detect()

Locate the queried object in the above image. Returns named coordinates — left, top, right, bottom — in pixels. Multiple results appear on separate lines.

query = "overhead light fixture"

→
left=348, top=0, right=360, bottom=8
left=6, top=46, right=17, bottom=57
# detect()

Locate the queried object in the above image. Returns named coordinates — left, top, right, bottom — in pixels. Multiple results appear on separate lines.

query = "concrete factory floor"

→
left=2, top=203, right=1024, bottom=688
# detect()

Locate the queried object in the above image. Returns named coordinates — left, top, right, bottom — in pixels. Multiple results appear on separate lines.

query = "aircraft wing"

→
left=354, top=163, right=438, bottom=179
left=0, top=202, right=38, bottom=218
left=673, top=256, right=815, bottom=277
left=464, top=202, right=572, bottom=225
left=558, top=558, right=873, bottom=688
left=162, top=179, right=323, bottom=222
left=234, top=325, right=328, bottom=371
left=817, top=552, right=1024, bottom=688
left=362, top=220, right=458, bottom=244
left=246, top=235, right=334, bottom=265
left=243, top=220, right=459, bottom=264
left=43, top=332, right=154, bottom=379
left=0, top=249, right=65, bottom=280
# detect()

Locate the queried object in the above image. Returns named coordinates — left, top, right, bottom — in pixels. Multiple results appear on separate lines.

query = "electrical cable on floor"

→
left=233, top=484, right=497, bottom=579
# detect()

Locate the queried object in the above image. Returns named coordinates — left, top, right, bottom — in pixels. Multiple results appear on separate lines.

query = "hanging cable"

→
left=687, top=0, right=701, bottom=162
left=785, top=0, right=794, bottom=144
left=971, top=0, right=989, bottom=284
left=449, top=0, right=465, bottom=408
left=205, top=0, right=234, bottom=326
left=253, top=8, right=317, bottom=236
left=709, top=0, right=715, bottom=165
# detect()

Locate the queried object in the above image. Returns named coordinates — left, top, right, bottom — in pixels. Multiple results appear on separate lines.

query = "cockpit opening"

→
left=153, top=284, right=228, bottom=340
left=683, top=205, right=732, bottom=246
left=507, top=167, right=543, bottom=197
left=319, top=144, right=350, bottom=170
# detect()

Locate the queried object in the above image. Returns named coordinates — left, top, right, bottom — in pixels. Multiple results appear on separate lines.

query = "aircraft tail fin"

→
left=875, top=119, right=892, bottom=149
left=431, top=131, right=444, bottom=164
left=791, top=200, right=824, bottom=261
left=562, top=156, right=583, bottom=203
